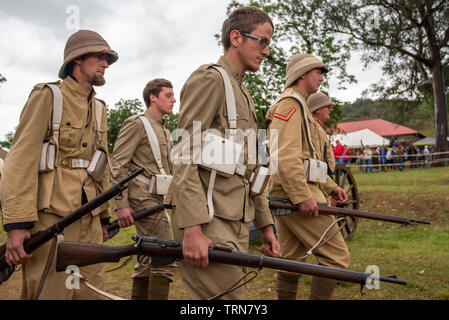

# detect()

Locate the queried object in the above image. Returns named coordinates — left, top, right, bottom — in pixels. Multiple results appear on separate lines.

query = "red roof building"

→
left=334, top=118, right=424, bottom=141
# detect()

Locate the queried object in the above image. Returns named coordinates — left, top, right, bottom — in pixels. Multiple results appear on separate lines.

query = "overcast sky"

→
left=0, top=0, right=382, bottom=140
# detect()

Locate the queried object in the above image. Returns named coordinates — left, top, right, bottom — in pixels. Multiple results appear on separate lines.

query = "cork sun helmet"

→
left=307, top=92, right=335, bottom=114
left=58, top=29, right=118, bottom=79
left=284, top=53, right=328, bottom=90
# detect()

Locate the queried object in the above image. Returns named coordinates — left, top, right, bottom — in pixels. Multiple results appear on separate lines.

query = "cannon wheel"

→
left=334, top=164, right=359, bottom=241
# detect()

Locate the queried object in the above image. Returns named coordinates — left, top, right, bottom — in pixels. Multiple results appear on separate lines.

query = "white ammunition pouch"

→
left=86, top=149, right=109, bottom=183
left=303, top=159, right=328, bottom=184
left=38, top=83, right=111, bottom=182
left=135, top=173, right=173, bottom=196
left=39, top=142, right=57, bottom=172
left=249, top=165, right=270, bottom=196
left=138, top=116, right=173, bottom=196
left=197, top=131, right=244, bottom=177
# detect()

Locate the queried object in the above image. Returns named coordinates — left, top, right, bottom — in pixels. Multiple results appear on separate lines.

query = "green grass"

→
left=1, top=165, right=449, bottom=299
left=351, top=166, right=449, bottom=195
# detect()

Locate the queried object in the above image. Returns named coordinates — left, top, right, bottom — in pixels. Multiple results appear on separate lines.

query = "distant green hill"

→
left=339, top=98, right=438, bottom=137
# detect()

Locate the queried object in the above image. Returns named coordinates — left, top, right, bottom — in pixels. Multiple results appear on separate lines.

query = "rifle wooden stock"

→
left=269, top=200, right=430, bottom=225
left=0, top=167, right=144, bottom=285
left=106, top=203, right=173, bottom=239
left=56, top=238, right=407, bottom=287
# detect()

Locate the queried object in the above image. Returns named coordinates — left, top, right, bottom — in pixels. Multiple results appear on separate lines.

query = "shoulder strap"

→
left=210, top=66, right=238, bottom=141
left=94, top=99, right=103, bottom=131
left=274, top=93, right=317, bottom=158
left=138, top=116, right=166, bottom=175
left=45, top=84, right=63, bottom=163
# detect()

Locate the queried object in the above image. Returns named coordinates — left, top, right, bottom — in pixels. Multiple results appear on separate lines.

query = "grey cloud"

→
left=0, top=0, right=113, bottom=38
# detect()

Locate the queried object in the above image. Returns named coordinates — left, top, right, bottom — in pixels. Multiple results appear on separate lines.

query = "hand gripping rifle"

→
left=106, top=203, right=172, bottom=239
left=0, top=167, right=144, bottom=284
left=268, top=199, right=430, bottom=226
left=56, top=235, right=407, bottom=293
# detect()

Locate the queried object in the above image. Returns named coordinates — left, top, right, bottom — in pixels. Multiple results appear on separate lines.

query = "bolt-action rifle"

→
left=268, top=199, right=430, bottom=225
left=0, top=168, right=144, bottom=285
left=106, top=203, right=171, bottom=239
left=56, top=235, right=407, bottom=293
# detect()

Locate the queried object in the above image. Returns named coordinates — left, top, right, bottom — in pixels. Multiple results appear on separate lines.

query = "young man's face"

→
left=150, top=87, right=176, bottom=116
left=237, top=22, right=273, bottom=72
left=301, top=68, right=324, bottom=94
left=76, top=53, right=110, bottom=86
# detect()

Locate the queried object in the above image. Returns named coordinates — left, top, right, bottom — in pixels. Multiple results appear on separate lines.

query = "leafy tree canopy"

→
left=221, top=0, right=357, bottom=128
left=107, top=98, right=145, bottom=153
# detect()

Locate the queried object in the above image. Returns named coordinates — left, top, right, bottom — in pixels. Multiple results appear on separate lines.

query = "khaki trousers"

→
left=172, top=209, right=250, bottom=300
left=21, top=212, right=106, bottom=300
left=274, top=211, right=350, bottom=269
left=129, top=198, right=177, bottom=281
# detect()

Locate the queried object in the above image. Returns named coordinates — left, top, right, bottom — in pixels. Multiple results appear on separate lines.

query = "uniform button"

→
left=66, top=122, right=71, bottom=126
left=82, top=143, right=88, bottom=147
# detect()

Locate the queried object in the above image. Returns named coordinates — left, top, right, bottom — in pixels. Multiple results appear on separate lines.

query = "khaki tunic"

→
left=173, top=56, right=273, bottom=229
left=1, top=77, right=110, bottom=223
left=267, top=86, right=349, bottom=271
left=267, top=86, right=337, bottom=204
left=0, top=76, right=111, bottom=299
left=172, top=56, right=274, bottom=299
left=112, top=109, right=176, bottom=281
left=316, top=123, right=336, bottom=173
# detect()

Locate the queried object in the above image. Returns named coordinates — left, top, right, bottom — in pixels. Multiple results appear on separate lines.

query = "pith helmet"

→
left=307, top=92, right=334, bottom=113
left=284, top=53, right=328, bottom=90
left=58, top=30, right=118, bottom=79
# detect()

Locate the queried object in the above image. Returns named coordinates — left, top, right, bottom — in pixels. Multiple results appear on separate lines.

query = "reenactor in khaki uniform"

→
left=307, top=92, right=336, bottom=173
left=266, top=53, right=350, bottom=300
left=112, top=79, right=177, bottom=300
left=171, top=7, right=280, bottom=299
left=0, top=30, right=117, bottom=299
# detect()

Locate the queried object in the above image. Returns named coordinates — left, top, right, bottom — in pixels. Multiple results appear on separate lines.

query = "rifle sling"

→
left=71, top=272, right=126, bottom=300
left=34, top=234, right=64, bottom=300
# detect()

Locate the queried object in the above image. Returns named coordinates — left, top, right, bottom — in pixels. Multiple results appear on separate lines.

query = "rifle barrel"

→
left=268, top=200, right=430, bottom=225
left=0, top=168, right=144, bottom=284
left=56, top=238, right=407, bottom=287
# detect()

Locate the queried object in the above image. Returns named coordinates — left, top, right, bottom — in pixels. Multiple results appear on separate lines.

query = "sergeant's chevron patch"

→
left=273, top=107, right=296, bottom=122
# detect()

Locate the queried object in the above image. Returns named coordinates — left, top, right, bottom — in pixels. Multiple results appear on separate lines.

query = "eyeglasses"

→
left=241, top=32, right=270, bottom=49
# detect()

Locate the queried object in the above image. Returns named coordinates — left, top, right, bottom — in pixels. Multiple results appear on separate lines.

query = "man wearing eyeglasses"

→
left=171, top=6, right=280, bottom=300
left=1, top=30, right=117, bottom=299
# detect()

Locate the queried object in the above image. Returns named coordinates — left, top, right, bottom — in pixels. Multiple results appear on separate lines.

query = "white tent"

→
left=330, top=128, right=390, bottom=148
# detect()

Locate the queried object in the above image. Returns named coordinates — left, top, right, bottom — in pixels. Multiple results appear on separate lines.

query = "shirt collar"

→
left=218, top=56, right=244, bottom=84
left=291, top=86, right=309, bottom=100
left=63, top=76, right=96, bottom=101
left=144, top=107, right=164, bottom=125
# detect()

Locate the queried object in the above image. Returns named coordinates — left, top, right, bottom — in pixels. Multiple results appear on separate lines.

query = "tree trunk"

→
left=432, top=60, right=449, bottom=158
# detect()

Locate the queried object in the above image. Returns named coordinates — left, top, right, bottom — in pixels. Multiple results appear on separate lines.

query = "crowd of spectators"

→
left=333, top=140, right=433, bottom=173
